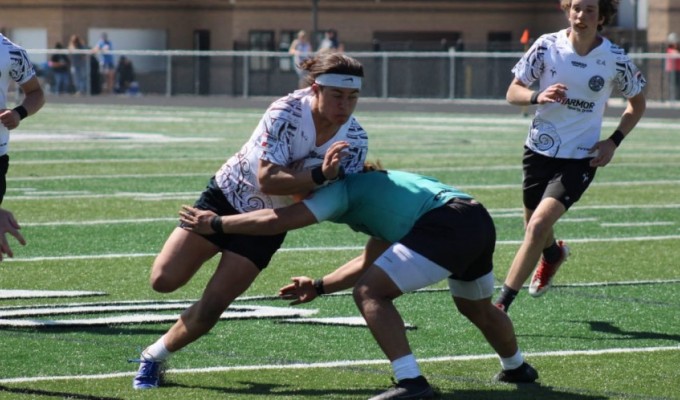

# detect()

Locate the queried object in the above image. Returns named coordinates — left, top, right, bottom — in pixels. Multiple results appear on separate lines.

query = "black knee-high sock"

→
left=542, top=240, right=562, bottom=264
left=495, top=284, right=519, bottom=311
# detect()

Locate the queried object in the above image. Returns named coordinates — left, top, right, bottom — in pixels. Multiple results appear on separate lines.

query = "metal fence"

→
left=28, top=49, right=680, bottom=104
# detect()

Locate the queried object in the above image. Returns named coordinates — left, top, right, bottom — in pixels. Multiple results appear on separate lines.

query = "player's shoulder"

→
left=266, top=91, right=305, bottom=120
left=591, top=37, right=634, bottom=66
left=534, top=31, right=561, bottom=48
left=0, top=34, right=26, bottom=53
left=604, top=40, right=630, bottom=60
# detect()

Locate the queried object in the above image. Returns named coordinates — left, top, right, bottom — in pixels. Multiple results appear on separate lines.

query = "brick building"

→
left=1, top=0, right=675, bottom=53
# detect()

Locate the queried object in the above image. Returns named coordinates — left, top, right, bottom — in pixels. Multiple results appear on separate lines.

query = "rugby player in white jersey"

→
left=131, top=52, right=369, bottom=389
left=495, top=0, right=646, bottom=312
left=0, top=34, right=45, bottom=260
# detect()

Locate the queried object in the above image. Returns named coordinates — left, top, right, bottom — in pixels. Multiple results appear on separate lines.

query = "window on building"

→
left=249, top=30, right=274, bottom=70
left=279, top=30, right=296, bottom=71
left=487, top=31, right=513, bottom=51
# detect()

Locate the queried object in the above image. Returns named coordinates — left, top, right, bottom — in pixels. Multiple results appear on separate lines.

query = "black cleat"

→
left=369, top=375, right=435, bottom=399
left=494, top=362, right=539, bottom=383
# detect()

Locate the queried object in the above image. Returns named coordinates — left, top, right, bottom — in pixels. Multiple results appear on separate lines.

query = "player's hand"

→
left=537, top=83, right=568, bottom=104
left=278, top=276, right=317, bottom=305
left=178, top=205, right=217, bottom=234
left=0, top=208, right=26, bottom=261
left=321, top=141, right=349, bottom=181
left=0, top=108, right=21, bottom=130
left=589, top=138, right=617, bottom=167
left=0, top=209, right=25, bottom=261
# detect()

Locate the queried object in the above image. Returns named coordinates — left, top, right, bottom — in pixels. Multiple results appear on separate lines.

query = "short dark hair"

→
left=300, top=53, right=364, bottom=87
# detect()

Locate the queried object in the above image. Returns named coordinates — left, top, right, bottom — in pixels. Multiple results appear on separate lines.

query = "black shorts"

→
left=398, top=198, right=496, bottom=282
left=522, top=147, right=597, bottom=210
left=0, top=154, right=9, bottom=204
left=185, top=176, right=286, bottom=270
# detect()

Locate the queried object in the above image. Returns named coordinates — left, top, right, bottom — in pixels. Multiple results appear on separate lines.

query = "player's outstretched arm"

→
left=279, top=237, right=391, bottom=304
left=179, top=202, right=317, bottom=236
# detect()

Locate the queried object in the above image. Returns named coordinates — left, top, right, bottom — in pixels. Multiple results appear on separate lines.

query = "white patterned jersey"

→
left=215, top=87, right=369, bottom=212
left=512, top=29, right=646, bottom=159
left=0, top=34, right=37, bottom=155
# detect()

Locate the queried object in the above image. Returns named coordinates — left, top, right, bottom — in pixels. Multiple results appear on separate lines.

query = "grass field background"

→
left=0, top=102, right=679, bottom=399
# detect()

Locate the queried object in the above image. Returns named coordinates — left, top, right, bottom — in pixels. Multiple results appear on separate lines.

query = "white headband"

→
left=314, top=73, right=362, bottom=90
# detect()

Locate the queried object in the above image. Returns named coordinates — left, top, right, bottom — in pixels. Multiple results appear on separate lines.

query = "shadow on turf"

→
left=164, top=380, right=376, bottom=398
left=163, top=380, right=608, bottom=399
left=0, top=385, right=122, bottom=400
left=439, top=386, right=608, bottom=400
left=584, top=320, right=680, bottom=342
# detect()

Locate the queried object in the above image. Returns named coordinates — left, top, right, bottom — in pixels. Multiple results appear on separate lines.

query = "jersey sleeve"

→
left=258, top=111, right=296, bottom=167
left=9, top=45, right=36, bottom=85
left=339, top=119, right=368, bottom=174
left=302, top=180, right=348, bottom=222
left=614, top=55, right=647, bottom=98
left=511, top=34, right=550, bottom=86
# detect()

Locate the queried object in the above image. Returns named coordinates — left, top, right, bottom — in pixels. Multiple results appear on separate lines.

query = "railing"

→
left=26, top=49, right=680, bottom=104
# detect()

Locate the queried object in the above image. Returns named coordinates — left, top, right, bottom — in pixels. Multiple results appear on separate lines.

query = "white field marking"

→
left=7, top=192, right=197, bottom=201
left=358, top=115, right=680, bottom=131
left=4, top=235, right=680, bottom=264
left=410, top=161, right=680, bottom=173
left=0, top=305, right=317, bottom=328
left=6, top=182, right=680, bottom=202
left=600, top=221, right=675, bottom=227
left=374, top=125, right=519, bottom=132
left=2, top=277, right=677, bottom=309
left=8, top=172, right=205, bottom=182
left=22, top=218, right=177, bottom=227
left=13, top=131, right=219, bottom=143
left=235, top=278, right=680, bottom=300
left=462, top=179, right=680, bottom=190
left=491, top=213, right=599, bottom=223
left=0, top=345, right=677, bottom=384
left=0, top=290, right=106, bottom=299
left=491, top=203, right=680, bottom=213
left=15, top=176, right=673, bottom=187
left=278, top=317, right=414, bottom=329
left=10, top=157, right=228, bottom=165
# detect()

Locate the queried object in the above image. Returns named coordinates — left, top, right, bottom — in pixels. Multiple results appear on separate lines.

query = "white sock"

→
left=141, top=335, right=172, bottom=362
left=392, top=354, right=421, bottom=381
left=499, top=349, right=524, bottom=370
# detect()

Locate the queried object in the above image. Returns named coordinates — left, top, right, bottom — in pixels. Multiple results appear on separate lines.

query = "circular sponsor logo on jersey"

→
left=589, top=75, right=605, bottom=92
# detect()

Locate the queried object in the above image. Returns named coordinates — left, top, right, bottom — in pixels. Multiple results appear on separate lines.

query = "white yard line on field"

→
left=4, top=235, right=680, bottom=263
left=0, top=345, right=677, bottom=384
left=600, top=221, right=675, bottom=227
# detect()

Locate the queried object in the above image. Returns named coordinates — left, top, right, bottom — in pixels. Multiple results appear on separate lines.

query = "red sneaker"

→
left=529, top=240, right=569, bottom=297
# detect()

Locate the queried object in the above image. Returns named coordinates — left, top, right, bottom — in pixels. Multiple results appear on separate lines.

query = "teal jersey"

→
left=303, top=170, right=472, bottom=242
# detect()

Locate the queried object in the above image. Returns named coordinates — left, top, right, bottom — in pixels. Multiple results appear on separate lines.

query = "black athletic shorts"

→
left=398, top=198, right=496, bottom=282
left=0, top=154, right=9, bottom=204
left=522, top=146, right=597, bottom=210
left=184, top=176, right=287, bottom=270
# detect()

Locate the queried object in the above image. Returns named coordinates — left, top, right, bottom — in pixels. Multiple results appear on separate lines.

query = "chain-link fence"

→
left=26, top=49, right=680, bottom=104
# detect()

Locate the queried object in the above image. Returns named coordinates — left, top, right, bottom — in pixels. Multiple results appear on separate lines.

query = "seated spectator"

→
left=115, top=56, right=137, bottom=95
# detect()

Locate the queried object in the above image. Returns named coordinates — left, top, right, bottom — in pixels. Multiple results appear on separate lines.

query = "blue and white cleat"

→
left=130, top=357, right=165, bottom=389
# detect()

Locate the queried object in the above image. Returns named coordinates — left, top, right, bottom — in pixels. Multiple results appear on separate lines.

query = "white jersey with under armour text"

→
left=512, top=29, right=646, bottom=159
